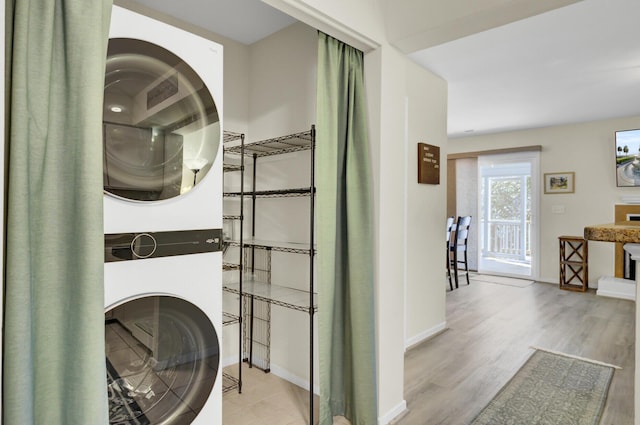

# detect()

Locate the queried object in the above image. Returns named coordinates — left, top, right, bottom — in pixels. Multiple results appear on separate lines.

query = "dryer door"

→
left=103, top=38, right=220, bottom=202
left=105, top=296, right=219, bottom=424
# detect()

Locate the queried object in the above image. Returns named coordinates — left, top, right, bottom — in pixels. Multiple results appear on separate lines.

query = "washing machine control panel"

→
left=105, top=229, right=223, bottom=262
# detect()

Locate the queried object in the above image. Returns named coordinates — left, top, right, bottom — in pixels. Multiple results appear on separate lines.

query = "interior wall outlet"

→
left=552, top=205, right=565, bottom=214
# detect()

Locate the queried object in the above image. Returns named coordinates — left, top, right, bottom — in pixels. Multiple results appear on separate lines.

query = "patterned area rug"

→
left=470, top=274, right=534, bottom=288
left=472, top=349, right=616, bottom=425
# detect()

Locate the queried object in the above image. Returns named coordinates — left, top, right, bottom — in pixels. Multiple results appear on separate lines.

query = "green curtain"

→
left=4, top=1, right=112, bottom=423
left=316, top=32, right=378, bottom=425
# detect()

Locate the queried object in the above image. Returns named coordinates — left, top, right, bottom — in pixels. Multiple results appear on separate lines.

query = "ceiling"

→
left=129, top=0, right=640, bottom=138
left=130, top=0, right=296, bottom=44
left=409, top=0, right=640, bottom=137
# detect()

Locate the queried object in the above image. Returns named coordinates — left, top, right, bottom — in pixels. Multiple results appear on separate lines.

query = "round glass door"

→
left=103, top=38, right=220, bottom=202
left=105, top=296, right=219, bottom=424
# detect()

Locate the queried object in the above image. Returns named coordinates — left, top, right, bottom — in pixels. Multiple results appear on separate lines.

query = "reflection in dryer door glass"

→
left=105, top=296, right=219, bottom=424
left=103, top=38, right=220, bottom=202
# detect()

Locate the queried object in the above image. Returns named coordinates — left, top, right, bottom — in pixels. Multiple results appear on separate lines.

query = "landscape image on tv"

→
left=616, top=128, right=640, bottom=187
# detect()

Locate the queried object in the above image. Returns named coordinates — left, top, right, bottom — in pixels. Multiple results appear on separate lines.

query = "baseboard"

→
left=405, top=321, right=447, bottom=351
left=222, top=358, right=321, bottom=395
left=537, top=276, right=555, bottom=283
left=380, top=399, right=407, bottom=424
left=270, top=363, right=320, bottom=395
left=597, top=289, right=635, bottom=301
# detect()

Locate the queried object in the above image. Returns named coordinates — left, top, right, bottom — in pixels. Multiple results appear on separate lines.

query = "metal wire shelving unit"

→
left=222, top=126, right=317, bottom=424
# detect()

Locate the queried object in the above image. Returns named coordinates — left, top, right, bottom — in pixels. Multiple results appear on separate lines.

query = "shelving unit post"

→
left=221, top=131, right=245, bottom=393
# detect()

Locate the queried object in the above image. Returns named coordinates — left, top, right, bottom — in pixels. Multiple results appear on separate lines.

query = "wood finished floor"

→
left=223, top=280, right=634, bottom=424
left=222, top=363, right=319, bottom=425
left=223, top=364, right=352, bottom=425
left=395, top=280, right=635, bottom=425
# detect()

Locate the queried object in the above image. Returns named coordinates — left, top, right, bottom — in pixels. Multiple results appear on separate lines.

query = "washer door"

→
left=105, top=296, right=219, bottom=424
left=103, top=38, right=220, bottom=202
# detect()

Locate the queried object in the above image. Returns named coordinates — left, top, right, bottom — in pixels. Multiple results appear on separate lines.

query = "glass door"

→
left=478, top=152, right=539, bottom=278
left=105, top=296, right=220, bottom=424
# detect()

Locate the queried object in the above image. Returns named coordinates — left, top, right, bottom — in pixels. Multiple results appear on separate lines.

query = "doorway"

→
left=477, top=152, right=539, bottom=278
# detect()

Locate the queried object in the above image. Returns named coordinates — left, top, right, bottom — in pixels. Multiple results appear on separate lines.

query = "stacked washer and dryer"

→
left=103, top=6, right=224, bottom=425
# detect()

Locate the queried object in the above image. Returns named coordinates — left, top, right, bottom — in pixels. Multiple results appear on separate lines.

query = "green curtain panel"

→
left=316, top=32, right=378, bottom=425
left=4, top=1, right=112, bottom=423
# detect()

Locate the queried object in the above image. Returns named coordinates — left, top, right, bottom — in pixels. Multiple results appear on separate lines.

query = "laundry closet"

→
left=220, top=22, right=320, bottom=425
left=219, top=18, right=319, bottom=397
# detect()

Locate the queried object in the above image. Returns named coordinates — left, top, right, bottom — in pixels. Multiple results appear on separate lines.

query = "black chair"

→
left=445, top=216, right=455, bottom=290
left=449, top=216, right=472, bottom=289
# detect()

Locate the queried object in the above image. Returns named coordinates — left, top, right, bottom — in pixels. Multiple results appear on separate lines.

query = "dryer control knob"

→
left=131, top=233, right=157, bottom=259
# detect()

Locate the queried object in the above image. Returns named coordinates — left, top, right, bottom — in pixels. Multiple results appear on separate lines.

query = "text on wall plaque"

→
left=417, top=143, right=440, bottom=184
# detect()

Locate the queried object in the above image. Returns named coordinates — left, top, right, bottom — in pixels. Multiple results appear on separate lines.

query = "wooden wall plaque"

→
left=418, top=143, right=440, bottom=184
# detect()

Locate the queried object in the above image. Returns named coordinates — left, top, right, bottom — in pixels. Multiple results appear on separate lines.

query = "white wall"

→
left=246, top=21, right=318, bottom=388
left=248, top=22, right=317, bottom=140
left=448, top=115, right=640, bottom=285
left=366, top=44, right=448, bottom=423
left=374, top=45, right=410, bottom=422
left=403, top=61, right=448, bottom=347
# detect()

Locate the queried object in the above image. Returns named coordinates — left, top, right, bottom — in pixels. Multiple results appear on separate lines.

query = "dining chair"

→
left=450, top=215, right=472, bottom=288
left=446, top=216, right=456, bottom=290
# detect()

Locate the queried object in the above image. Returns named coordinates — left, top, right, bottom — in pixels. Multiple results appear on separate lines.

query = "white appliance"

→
left=103, top=6, right=223, bottom=425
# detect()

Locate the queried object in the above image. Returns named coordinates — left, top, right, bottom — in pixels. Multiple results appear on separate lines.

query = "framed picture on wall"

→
left=544, top=172, right=575, bottom=194
left=615, top=128, right=640, bottom=187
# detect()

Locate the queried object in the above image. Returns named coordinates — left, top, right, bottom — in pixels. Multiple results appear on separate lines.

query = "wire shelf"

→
left=223, top=312, right=240, bottom=326
left=224, top=187, right=313, bottom=198
left=225, top=130, right=312, bottom=157
left=226, top=238, right=315, bottom=254
left=223, top=163, right=242, bottom=172
left=222, top=372, right=241, bottom=393
left=223, top=131, right=244, bottom=144
left=223, top=278, right=318, bottom=313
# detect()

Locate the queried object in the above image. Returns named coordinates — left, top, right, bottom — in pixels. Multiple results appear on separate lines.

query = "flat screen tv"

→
left=616, top=128, right=640, bottom=187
